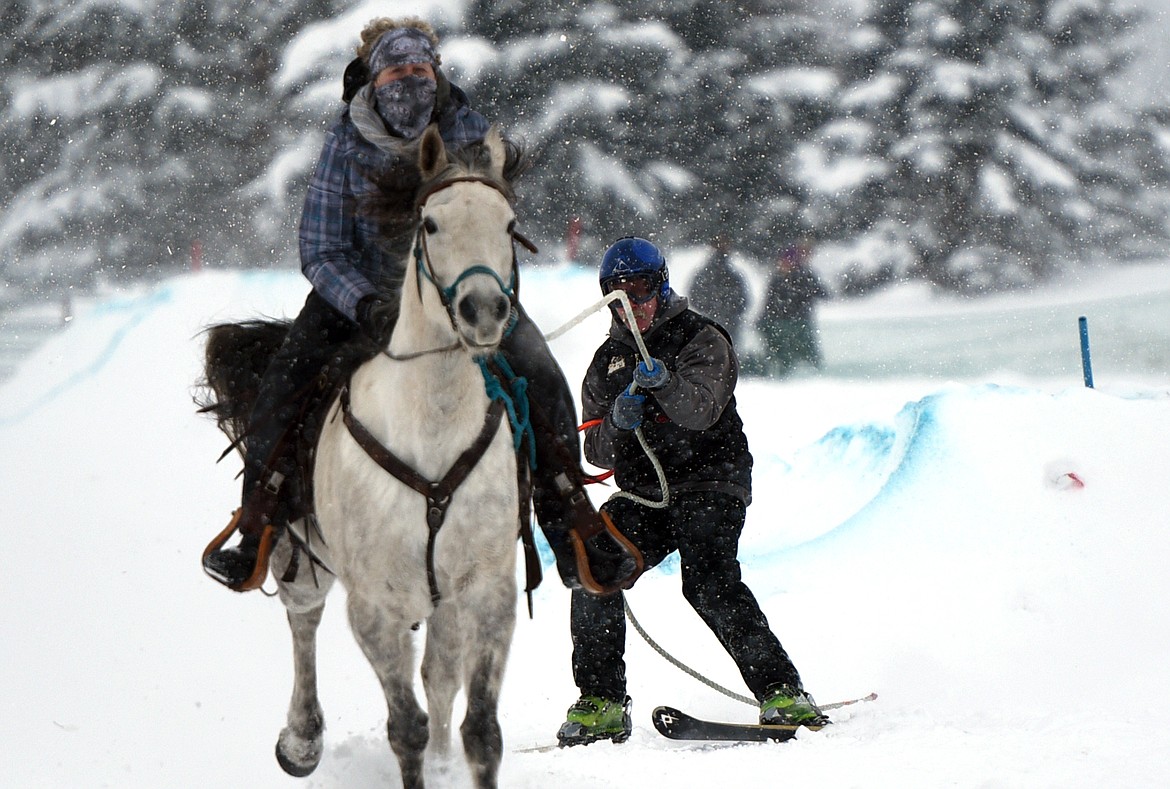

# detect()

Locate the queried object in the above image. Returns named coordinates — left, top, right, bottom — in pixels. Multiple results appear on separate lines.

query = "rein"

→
left=340, top=385, right=507, bottom=605
left=380, top=341, right=461, bottom=362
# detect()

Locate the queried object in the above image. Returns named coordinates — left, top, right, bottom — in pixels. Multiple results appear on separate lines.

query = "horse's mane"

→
left=361, top=135, right=531, bottom=248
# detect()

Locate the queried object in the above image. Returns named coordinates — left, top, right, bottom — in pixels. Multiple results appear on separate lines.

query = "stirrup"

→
left=202, top=510, right=276, bottom=592
left=569, top=510, right=645, bottom=596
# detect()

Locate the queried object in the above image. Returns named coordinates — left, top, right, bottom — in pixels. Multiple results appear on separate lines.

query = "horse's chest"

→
left=315, top=403, right=517, bottom=583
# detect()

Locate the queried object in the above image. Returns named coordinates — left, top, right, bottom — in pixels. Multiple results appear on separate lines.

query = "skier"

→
left=201, top=17, right=636, bottom=595
left=557, top=236, right=827, bottom=746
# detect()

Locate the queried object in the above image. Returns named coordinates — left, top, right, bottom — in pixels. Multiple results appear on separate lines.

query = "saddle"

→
left=204, top=365, right=548, bottom=598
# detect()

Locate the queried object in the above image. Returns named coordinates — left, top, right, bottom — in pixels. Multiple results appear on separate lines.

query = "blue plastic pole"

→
left=1078, top=316, right=1094, bottom=388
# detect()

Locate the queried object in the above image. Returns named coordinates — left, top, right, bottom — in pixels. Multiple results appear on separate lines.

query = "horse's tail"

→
left=195, top=319, right=291, bottom=446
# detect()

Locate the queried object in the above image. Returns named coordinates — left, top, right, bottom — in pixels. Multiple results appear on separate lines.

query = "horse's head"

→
left=410, top=124, right=530, bottom=353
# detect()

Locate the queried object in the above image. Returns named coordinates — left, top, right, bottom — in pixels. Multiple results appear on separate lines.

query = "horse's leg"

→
left=420, top=600, right=462, bottom=758
left=459, top=586, right=516, bottom=789
left=347, top=593, right=429, bottom=789
left=275, top=601, right=327, bottom=777
left=271, top=534, right=334, bottom=777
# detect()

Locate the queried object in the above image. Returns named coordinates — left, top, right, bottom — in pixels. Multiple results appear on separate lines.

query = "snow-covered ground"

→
left=2, top=261, right=1168, bottom=788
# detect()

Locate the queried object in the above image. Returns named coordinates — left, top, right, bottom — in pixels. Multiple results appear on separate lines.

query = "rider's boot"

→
left=521, top=396, right=645, bottom=593
left=202, top=476, right=282, bottom=591
left=541, top=469, right=644, bottom=595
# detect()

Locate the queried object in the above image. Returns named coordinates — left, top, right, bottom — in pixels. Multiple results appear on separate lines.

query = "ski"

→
left=514, top=742, right=562, bottom=754
left=652, top=706, right=810, bottom=742
left=652, top=692, right=877, bottom=743
left=519, top=693, right=878, bottom=750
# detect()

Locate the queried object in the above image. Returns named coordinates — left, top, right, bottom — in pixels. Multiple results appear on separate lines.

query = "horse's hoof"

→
left=275, top=729, right=323, bottom=777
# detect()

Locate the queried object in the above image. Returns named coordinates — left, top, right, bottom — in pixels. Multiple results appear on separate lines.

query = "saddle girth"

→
left=340, top=386, right=507, bottom=604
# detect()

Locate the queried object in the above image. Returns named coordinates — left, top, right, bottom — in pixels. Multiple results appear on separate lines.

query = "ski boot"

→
left=759, top=684, right=830, bottom=727
left=556, top=695, right=632, bottom=746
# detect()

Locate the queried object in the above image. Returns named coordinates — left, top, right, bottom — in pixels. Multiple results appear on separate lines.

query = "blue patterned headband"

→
left=368, top=28, right=437, bottom=76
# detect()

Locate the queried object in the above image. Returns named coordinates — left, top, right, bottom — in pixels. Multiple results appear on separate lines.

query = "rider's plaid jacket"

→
left=298, top=84, right=488, bottom=321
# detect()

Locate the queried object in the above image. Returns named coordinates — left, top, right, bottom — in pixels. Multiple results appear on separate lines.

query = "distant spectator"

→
left=688, top=234, right=750, bottom=345
left=757, top=240, right=828, bottom=377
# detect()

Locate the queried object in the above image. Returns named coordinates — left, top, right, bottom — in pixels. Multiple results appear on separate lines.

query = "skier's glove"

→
left=356, top=295, right=398, bottom=344
left=633, top=357, right=671, bottom=390
left=610, top=386, right=646, bottom=431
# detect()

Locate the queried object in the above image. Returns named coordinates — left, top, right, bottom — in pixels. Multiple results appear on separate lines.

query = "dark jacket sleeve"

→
left=581, top=323, right=737, bottom=468
left=650, top=325, right=737, bottom=430
left=581, top=348, right=622, bottom=469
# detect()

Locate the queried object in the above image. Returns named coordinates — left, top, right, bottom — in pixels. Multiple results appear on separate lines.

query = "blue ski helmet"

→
left=599, top=237, right=670, bottom=304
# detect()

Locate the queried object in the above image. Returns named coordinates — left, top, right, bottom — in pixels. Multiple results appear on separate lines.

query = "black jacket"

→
left=581, top=296, right=752, bottom=504
left=761, top=266, right=828, bottom=324
left=688, top=252, right=749, bottom=340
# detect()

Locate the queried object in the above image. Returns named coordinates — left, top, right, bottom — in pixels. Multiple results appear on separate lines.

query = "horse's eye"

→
left=423, top=217, right=438, bottom=234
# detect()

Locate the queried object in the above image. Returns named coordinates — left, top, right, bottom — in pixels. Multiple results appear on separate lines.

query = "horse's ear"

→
left=418, top=124, right=447, bottom=180
left=484, top=125, right=506, bottom=182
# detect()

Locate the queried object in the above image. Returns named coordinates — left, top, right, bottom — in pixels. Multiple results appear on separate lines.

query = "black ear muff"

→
left=342, top=57, right=370, bottom=103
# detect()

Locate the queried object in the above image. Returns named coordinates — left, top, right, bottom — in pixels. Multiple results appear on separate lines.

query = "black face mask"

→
left=374, top=76, right=437, bottom=140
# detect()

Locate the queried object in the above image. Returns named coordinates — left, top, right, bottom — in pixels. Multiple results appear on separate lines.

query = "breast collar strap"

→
left=340, top=385, right=507, bottom=604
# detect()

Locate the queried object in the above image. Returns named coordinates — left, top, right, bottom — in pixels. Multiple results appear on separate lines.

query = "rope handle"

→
left=546, top=290, right=670, bottom=509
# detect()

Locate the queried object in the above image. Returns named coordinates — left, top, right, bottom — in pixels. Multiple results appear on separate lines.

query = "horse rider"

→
left=202, top=18, right=639, bottom=595
left=556, top=237, right=828, bottom=746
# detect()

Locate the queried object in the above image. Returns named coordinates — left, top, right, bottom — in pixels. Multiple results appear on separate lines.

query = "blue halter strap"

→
left=414, top=230, right=517, bottom=303
left=412, top=230, right=521, bottom=338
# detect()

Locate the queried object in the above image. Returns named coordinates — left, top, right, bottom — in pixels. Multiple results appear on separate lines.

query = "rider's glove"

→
left=610, top=385, right=646, bottom=431
left=356, top=295, right=398, bottom=344
left=633, top=357, right=671, bottom=390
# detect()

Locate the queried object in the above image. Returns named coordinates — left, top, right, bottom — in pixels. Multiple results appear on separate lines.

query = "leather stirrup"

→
left=569, top=509, right=645, bottom=596
left=201, top=510, right=277, bottom=592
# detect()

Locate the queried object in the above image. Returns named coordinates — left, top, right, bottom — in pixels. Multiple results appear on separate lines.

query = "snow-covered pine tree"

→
left=1036, top=0, right=1170, bottom=260
left=0, top=1, right=337, bottom=298
left=462, top=0, right=831, bottom=264
left=461, top=1, right=680, bottom=263
left=667, top=1, right=833, bottom=262
left=808, top=0, right=1169, bottom=292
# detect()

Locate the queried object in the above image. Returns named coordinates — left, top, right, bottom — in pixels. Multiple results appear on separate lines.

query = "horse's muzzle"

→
left=456, top=291, right=512, bottom=345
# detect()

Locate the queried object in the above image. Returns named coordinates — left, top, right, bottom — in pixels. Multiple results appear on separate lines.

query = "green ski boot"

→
left=556, top=695, right=633, bottom=746
left=759, top=684, right=830, bottom=727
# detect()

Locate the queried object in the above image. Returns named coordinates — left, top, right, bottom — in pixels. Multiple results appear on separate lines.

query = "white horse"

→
left=270, top=125, right=524, bottom=788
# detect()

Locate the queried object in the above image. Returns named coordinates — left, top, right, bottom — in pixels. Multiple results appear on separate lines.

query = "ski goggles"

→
left=602, top=275, right=660, bottom=305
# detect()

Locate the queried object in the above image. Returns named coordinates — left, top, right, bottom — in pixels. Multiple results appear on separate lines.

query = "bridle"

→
left=383, top=175, right=536, bottom=362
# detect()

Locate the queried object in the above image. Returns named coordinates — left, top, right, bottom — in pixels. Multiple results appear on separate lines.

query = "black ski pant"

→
left=241, top=290, right=364, bottom=498
left=570, top=491, right=803, bottom=702
left=242, top=290, right=583, bottom=534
